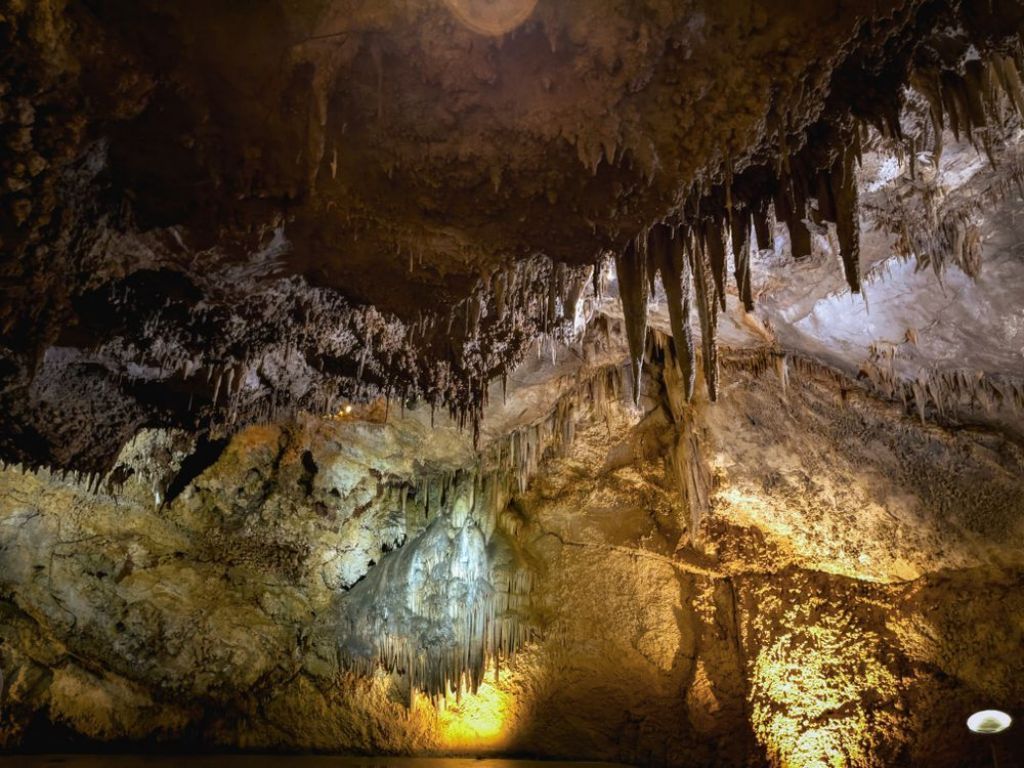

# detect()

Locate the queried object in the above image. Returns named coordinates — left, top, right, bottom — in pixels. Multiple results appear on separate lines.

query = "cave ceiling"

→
left=2, top=0, right=1024, bottom=473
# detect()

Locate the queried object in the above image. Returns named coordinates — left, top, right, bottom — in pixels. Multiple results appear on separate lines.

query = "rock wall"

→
left=1, top=356, right=1023, bottom=767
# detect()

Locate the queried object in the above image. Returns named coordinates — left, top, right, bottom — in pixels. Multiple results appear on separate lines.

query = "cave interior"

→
left=3, top=0, right=1024, bottom=766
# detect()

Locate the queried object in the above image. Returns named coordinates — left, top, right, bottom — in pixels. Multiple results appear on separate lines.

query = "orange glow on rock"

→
left=437, top=673, right=511, bottom=749
left=442, top=0, right=539, bottom=36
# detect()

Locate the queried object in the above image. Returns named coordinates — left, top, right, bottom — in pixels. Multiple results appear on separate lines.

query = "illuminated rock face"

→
left=1, top=347, right=1023, bottom=767
left=4, top=2, right=1024, bottom=766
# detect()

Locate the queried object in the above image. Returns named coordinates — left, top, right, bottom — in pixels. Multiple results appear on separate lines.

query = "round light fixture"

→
left=442, top=0, right=539, bottom=36
left=967, top=710, right=1012, bottom=735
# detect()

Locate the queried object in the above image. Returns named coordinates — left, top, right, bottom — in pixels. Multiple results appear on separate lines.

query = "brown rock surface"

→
left=3, top=0, right=1024, bottom=471
left=3, top=3, right=1024, bottom=765
left=1, top=348, right=1022, bottom=766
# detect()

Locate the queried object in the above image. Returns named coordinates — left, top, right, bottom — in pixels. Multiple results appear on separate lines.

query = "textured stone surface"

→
left=3, top=3, right=1024, bottom=765
left=3, top=0, right=1024, bottom=471
left=1, top=349, right=1022, bottom=766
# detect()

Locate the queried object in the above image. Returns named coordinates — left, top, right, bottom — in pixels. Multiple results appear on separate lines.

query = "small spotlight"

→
left=344, top=404, right=353, bottom=414
left=443, top=0, right=538, bottom=36
left=967, top=710, right=1012, bottom=735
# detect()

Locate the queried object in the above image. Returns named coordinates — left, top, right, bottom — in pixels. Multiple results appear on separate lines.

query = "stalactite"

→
left=13, top=17, right=1024, bottom=492
left=651, top=223, right=696, bottom=401
left=869, top=130, right=1024, bottom=279
left=790, top=177, right=813, bottom=260
left=775, top=352, right=790, bottom=393
left=752, top=197, right=774, bottom=251
left=467, top=294, right=481, bottom=338
left=336, top=362, right=625, bottom=700
left=774, top=175, right=812, bottom=260
left=963, top=61, right=992, bottom=147
left=615, top=240, right=649, bottom=405
left=730, top=207, right=754, bottom=312
left=832, top=136, right=862, bottom=293
left=702, top=218, right=728, bottom=311
left=563, top=266, right=589, bottom=326
left=689, top=231, right=719, bottom=401
left=858, top=338, right=1024, bottom=425
left=992, top=54, right=1024, bottom=116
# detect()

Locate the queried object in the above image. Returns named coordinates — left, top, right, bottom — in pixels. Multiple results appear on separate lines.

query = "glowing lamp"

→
left=443, top=0, right=539, bottom=36
left=967, top=710, right=1012, bottom=735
